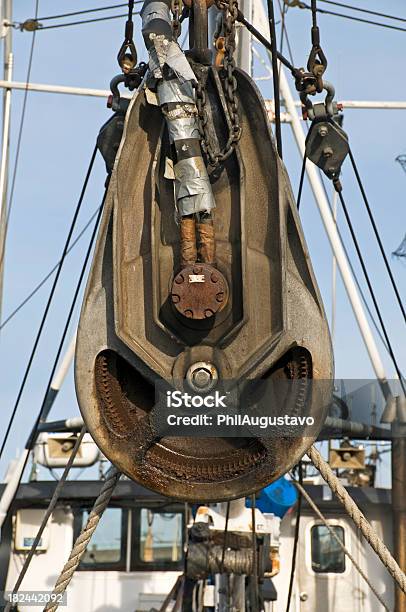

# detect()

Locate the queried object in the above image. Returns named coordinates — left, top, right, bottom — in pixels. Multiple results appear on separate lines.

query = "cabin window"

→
left=76, top=507, right=126, bottom=570
left=139, top=509, right=183, bottom=565
left=311, top=524, right=345, bottom=573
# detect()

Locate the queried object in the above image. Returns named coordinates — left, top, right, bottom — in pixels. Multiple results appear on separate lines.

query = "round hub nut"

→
left=171, top=264, right=229, bottom=320
left=186, top=361, right=219, bottom=393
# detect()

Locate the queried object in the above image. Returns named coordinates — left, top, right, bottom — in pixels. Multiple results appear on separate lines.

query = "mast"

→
left=0, top=0, right=12, bottom=321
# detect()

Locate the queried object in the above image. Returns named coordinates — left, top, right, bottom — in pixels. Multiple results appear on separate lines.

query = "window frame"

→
left=73, top=505, right=127, bottom=572
left=308, top=521, right=347, bottom=576
left=130, top=505, right=185, bottom=572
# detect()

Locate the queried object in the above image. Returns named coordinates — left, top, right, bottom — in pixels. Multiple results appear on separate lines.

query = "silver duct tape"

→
left=177, top=193, right=216, bottom=216
left=147, top=35, right=196, bottom=83
left=162, top=104, right=197, bottom=120
left=157, top=78, right=195, bottom=105
left=141, top=1, right=172, bottom=26
left=174, top=157, right=216, bottom=215
left=165, top=42, right=196, bottom=83
left=165, top=116, right=200, bottom=142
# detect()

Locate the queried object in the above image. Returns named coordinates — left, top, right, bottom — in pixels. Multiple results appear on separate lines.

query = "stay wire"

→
left=3, top=194, right=105, bottom=531
left=27, top=194, right=106, bottom=447
left=317, top=171, right=395, bottom=361
left=266, top=0, right=283, bottom=158
left=250, top=494, right=259, bottom=612
left=300, top=2, right=406, bottom=34
left=220, top=501, right=230, bottom=574
left=318, top=0, right=406, bottom=25
left=296, top=153, right=306, bottom=209
left=36, top=3, right=138, bottom=22
left=335, top=183, right=406, bottom=395
left=1, top=0, right=40, bottom=270
left=0, top=144, right=98, bottom=461
left=285, top=462, right=302, bottom=612
left=348, top=148, right=406, bottom=325
left=10, top=427, right=87, bottom=597
left=0, top=205, right=102, bottom=330
left=36, top=13, right=141, bottom=31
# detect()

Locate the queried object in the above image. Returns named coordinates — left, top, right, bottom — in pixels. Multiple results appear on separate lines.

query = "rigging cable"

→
left=333, top=179, right=406, bottom=396
left=298, top=2, right=406, bottom=34
left=36, top=3, right=140, bottom=22
left=220, top=501, right=230, bottom=574
left=0, top=192, right=105, bottom=553
left=0, top=204, right=102, bottom=330
left=7, top=427, right=87, bottom=601
left=285, top=461, right=302, bottom=612
left=266, top=0, right=283, bottom=158
left=35, top=13, right=141, bottom=31
left=317, top=172, right=395, bottom=361
left=348, top=147, right=406, bottom=325
left=250, top=494, right=259, bottom=612
left=276, top=2, right=403, bottom=373
left=0, top=144, right=98, bottom=461
left=318, top=0, right=406, bottom=25
left=0, top=0, right=40, bottom=272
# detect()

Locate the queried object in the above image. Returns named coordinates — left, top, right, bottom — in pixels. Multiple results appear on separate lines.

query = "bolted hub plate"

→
left=171, top=264, right=229, bottom=320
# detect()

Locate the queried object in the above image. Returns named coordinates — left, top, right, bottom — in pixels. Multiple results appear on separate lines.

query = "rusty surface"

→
left=75, top=67, right=334, bottom=502
left=180, top=217, right=197, bottom=267
left=197, top=221, right=216, bottom=264
left=171, top=264, right=228, bottom=320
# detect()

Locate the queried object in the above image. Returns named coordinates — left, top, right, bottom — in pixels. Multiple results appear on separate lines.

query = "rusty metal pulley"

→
left=75, top=0, right=333, bottom=503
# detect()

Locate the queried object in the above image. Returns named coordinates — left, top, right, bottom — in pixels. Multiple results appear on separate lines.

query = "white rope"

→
left=308, top=445, right=406, bottom=594
left=43, top=466, right=121, bottom=612
left=292, top=476, right=390, bottom=611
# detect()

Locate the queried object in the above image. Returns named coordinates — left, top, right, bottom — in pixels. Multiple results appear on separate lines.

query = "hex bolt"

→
left=211, top=273, right=219, bottom=283
left=322, top=147, right=333, bottom=158
left=172, top=294, right=180, bottom=304
left=184, top=309, right=193, bottom=318
left=192, top=368, right=212, bottom=390
left=318, top=125, right=328, bottom=137
left=216, top=292, right=224, bottom=303
left=193, top=266, right=203, bottom=275
left=175, top=274, right=184, bottom=284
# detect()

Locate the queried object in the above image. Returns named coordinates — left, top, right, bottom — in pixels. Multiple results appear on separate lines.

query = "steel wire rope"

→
left=285, top=461, right=302, bottom=612
left=0, top=0, right=40, bottom=272
left=0, top=204, right=101, bottom=330
left=0, top=144, right=98, bottom=460
left=250, top=494, right=259, bottom=612
left=293, top=112, right=402, bottom=372
left=275, top=0, right=396, bottom=363
left=35, top=13, right=141, bottom=31
left=291, top=476, right=390, bottom=611
left=35, top=3, right=142, bottom=22
left=298, top=2, right=406, bottom=33
left=0, top=192, right=105, bottom=544
left=220, top=501, right=230, bottom=573
left=334, top=183, right=406, bottom=396
left=318, top=0, right=406, bottom=24
left=266, top=0, right=283, bottom=158
left=347, top=147, right=406, bottom=325
left=6, top=427, right=87, bottom=607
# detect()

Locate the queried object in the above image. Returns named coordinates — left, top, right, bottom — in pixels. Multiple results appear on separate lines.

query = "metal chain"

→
left=195, top=0, right=242, bottom=168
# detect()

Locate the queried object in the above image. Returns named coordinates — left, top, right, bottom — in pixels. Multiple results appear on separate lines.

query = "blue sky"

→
left=0, top=0, right=404, bottom=486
